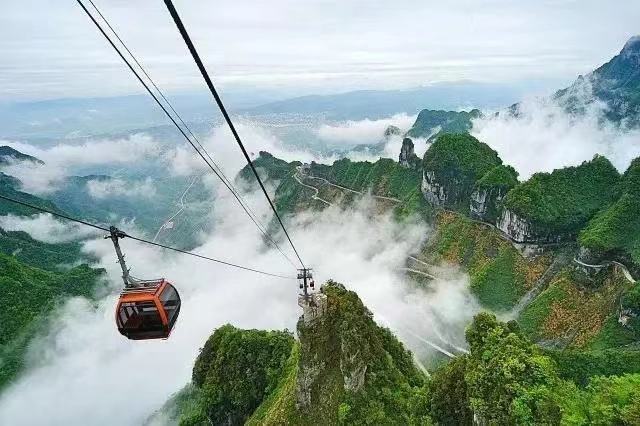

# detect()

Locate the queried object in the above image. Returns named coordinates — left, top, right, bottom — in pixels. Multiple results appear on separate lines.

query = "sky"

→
left=1, top=0, right=639, bottom=101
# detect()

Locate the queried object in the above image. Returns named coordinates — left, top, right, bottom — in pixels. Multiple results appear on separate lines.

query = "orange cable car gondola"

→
left=107, top=226, right=181, bottom=340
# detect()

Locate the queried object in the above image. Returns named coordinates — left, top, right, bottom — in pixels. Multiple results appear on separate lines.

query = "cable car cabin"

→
left=115, top=280, right=181, bottom=340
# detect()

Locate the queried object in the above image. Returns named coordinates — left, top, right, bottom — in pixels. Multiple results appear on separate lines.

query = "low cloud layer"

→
left=0, top=189, right=478, bottom=425
left=472, top=96, right=640, bottom=179
left=1, top=135, right=162, bottom=194
left=316, top=113, right=415, bottom=146
left=86, top=177, right=157, bottom=199
left=0, top=213, right=100, bottom=243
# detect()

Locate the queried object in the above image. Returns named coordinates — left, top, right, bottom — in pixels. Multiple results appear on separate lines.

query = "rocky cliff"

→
left=500, top=155, right=621, bottom=244
left=469, top=164, right=518, bottom=222
left=421, top=133, right=502, bottom=210
left=398, top=137, right=420, bottom=169
left=259, top=282, right=429, bottom=425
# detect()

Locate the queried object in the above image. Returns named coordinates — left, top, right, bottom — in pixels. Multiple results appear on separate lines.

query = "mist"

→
left=316, top=114, right=415, bottom=146
left=1, top=135, right=163, bottom=194
left=472, top=95, right=640, bottom=179
left=0, top=213, right=100, bottom=243
left=0, top=183, right=479, bottom=425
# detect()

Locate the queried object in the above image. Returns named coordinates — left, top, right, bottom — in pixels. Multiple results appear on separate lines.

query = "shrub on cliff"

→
left=186, top=325, right=295, bottom=425
left=502, top=155, right=621, bottom=236
left=579, top=157, right=640, bottom=264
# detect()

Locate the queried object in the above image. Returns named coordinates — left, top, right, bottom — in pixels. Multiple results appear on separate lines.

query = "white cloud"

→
left=0, top=135, right=162, bottom=194
left=0, top=190, right=479, bottom=425
left=471, top=95, right=640, bottom=179
left=1, top=1, right=639, bottom=100
left=86, top=177, right=157, bottom=199
left=316, top=114, right=415, bottom=145
left=0, top=213, right=100, bottom=243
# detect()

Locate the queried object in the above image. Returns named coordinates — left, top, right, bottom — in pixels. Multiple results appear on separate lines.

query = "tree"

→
left=464, top=313, right=562, bottom=424
left=428, top=356, right=473, bottom=425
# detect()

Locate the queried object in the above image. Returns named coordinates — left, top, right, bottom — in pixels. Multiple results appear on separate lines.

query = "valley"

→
left=1, top=33, right=640, bottom=426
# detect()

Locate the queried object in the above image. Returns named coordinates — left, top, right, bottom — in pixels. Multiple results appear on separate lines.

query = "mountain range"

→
left=1, top=36, right=640, bottom=425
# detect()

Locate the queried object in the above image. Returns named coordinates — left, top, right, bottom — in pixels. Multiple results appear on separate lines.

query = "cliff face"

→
left=497, top=209, right=563, bottom=243
left=421, top=169, right=460, bottom=207
left=421, top=133, right=502, bottom=210
left=469, top=186, right=509, bottom=222
left=245, top=282, right=430, bottom=425
left=398, top=137, right=420, bottom=169
left=469, top=164, right=518, bottom=222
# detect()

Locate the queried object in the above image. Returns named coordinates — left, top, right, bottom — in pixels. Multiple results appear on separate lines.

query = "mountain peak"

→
left=621, top=35, right=640, bottom=58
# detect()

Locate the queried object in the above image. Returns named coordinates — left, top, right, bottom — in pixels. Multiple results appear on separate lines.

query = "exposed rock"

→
left=421, top=134, right=502, bottom=209
left=398, top=137, right=419, bottom=169
left=469, top=187, right=508, bottom=221
left=384, top=125, right=402, bottom=139
left=421, top=170, right=448, bottom=206
left=497, top=209, right=564, bottom=244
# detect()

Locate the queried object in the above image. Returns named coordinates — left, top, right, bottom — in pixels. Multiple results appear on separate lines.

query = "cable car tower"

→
left=297, top=268, right=315, bottom=300
left=297, top=268, right=326, bottom=324
left=106, top=226, right=181, bottom=340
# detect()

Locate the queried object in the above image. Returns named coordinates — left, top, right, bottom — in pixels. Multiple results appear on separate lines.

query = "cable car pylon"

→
left=297, top=268, right=315, bottom=301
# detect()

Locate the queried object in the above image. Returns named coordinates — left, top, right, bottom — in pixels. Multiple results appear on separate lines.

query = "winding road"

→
left=292, top=170, right=333, bottom=206
left=295, top=167, right=402, bottom=204
left=152, top=175, right=200, bottom=243
left=573, top=257, right=636, bottom=284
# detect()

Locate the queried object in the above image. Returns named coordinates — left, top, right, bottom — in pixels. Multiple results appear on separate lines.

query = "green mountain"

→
left=162, top=282, right=430, bottom=425
left=499, top=155, right=621, bottom=242
left=579, top=158, right=640, bottom=266
left=0, top=172, right=62, bottom=217
left=421, top=133, right=502, bottom=210
left=555, top=36, right=640, bottom=126
left=406, top=109, right=481, bottom=140
left=0, top=252, right=104, bottom=388
left=0, top=146, right=42, bottom=165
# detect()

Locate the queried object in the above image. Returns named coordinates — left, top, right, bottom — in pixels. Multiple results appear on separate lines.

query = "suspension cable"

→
left=76, top=0, right=298, bottom=269
left=162, top=0, right=306, bottom=269
left=0, top=193, right=294, bottom=279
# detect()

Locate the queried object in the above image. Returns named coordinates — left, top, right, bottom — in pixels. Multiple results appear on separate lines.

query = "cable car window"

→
left=160, top=284, right=181, bottom=326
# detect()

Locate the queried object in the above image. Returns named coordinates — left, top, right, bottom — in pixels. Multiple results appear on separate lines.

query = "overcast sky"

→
left=1, top=0, right=639, bottom=101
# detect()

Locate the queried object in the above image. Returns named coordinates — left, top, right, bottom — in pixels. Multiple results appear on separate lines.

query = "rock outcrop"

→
left=421, top=170, right=450, bottom=206
left=384, top=125, right=402, bottom=138
left=398, top=137, right=419, bottom=169
left=469, top=164, right=518, bottom=222
left=421, top=133, right=502, bottom=209
left=497, top=209, right=564, bottom=244
left=292, top=282, right=427, bottom=423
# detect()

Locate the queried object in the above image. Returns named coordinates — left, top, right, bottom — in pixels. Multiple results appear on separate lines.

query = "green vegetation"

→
left=503, top=155, right=621, bottom=237
left=176, top=324, right=295, bottom=425
left=431, top=313, right=640, bottom=424
left=0, top=172, right=63, bottom=216
left=312, top=158, right=422, bottom=201
left=422, top=133, right=503, bottom=209
left=579, top=157, right=640, bottom=265
left=428, top=356, right=472, bottom=424
left=464, top=313, right=562, bottom=424
left=0, top=252, right=103, bottom=388
left=546, top=348, right=640, bottom=386
left=474, top=164, right=518, bottom=190
left=406, top=109, right=481, bottom=139
left=239, top=151, right=299, bottom=183
left=426, top=211, right=550, bottom=312
left=0, top=229, right=91, bottom=271
left=518, top=269, right=632, bottom=348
